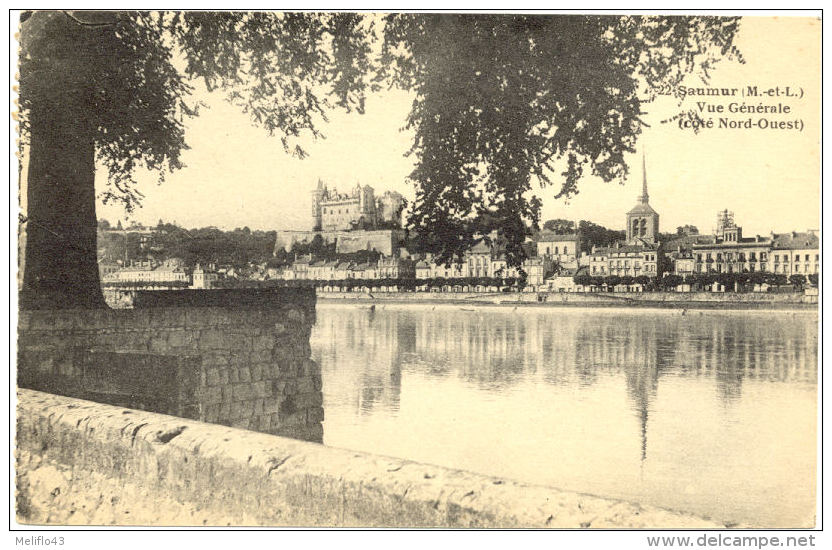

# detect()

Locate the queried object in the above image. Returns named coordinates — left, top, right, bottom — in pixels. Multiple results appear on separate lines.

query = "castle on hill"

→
left=311, top=179, right=405, bottom=231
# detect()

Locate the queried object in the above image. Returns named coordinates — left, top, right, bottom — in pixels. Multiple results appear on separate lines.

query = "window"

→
left=555, top=246, right=559, bottom=255
left=805, top=254, right=810, bottom=261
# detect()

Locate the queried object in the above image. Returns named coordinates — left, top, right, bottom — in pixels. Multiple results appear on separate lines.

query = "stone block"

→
left=307, top=406, right=325, bottom=423
left=197, top=329, right=227, bottom=350
left=202, top=404, right=221, bottom=423
left=230, top=400, right=254, bottom=421
left=221, top=385, right=234, bottom=403
left=285, top=309, right=305, bottom=324
left=263, top=398, right=280, bottom=415
left=257, top=414, right=272, bottom=432
left=278, top=410, right=305, bottom=427
left=250, top=363, right=263, bottom=382
left=238, top=367, right=251, bottom=383
left=205, top=368, right=221, bottom=387
left=271, top=380, right=286, bottom=396
left=200, top=386, right=223, bottom=405
left=219, top=401, right=232, bottom=421
left=148, top=337, right=171, bottom=353
left=250, top=350, right=272, bottom=363
left=283, top=380, right=298, bottom=396
left=251, top=381, right=269, bottom=399
left=299, top=359, right=319, bottom=377
left=296, top=378, right=315, bottom=394
left=232, top=384, right=254, bottom=401
left=297, top=392, right=323, bottom=408
left=166, top=329, right=190, bottom=349
left=201, top=351, right=230, bottom=368
left=252, top=335, right=275, bottom=352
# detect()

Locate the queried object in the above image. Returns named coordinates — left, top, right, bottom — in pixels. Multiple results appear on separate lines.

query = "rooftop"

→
left=770, top=231, right=819, bottom=250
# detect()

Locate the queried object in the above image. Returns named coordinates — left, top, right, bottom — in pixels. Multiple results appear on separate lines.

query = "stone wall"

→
left=274, top=229, right=404, bottom=256
left=317, top=290, right=816, bottom=307
left=17, top=290, right=322, bottom=442
left=15, top=389, right=727, bottom=528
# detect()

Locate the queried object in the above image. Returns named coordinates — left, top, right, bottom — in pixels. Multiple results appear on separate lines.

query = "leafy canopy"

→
left=18, top=10, right=376, bottom=212
left=380, top=14, right=742, bottom=266
left=20, top=12, right=741, bottom=269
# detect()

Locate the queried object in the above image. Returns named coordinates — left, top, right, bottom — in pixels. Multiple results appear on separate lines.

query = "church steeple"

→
left=639, top=150, right=649, bottom=204
left=626, top=149, right=659, bottom=244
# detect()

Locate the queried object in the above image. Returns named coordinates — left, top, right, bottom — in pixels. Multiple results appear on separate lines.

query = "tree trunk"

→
left=19, top=11, right=107, bottom=310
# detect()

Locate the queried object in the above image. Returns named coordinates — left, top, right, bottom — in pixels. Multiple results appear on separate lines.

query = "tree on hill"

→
left=577, top=220, right=626, bottom=250
left=542, top=219, right=576, bottom=234
left=676, top=225, right=699, bottom=236
left=18, top=11, right=374, bottom=309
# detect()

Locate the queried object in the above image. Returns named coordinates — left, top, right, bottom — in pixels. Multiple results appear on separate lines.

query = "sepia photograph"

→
left=11, top=8, right=821, bottom=537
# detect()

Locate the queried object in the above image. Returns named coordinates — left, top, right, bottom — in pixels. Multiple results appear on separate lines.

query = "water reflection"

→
left=312, top=304, right=817, bottom=527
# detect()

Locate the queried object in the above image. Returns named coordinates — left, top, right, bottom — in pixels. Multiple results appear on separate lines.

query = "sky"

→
left=94, top=15, right=820, bottom=237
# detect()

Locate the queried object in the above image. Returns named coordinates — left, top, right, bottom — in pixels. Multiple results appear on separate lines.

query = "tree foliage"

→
left=542, top=219, right=576, bottom=234
left=19, top=11, right=376, bottom=212
left=380, top=14, right=742, bottom=266
left=578, top=220, right=626, bottom=250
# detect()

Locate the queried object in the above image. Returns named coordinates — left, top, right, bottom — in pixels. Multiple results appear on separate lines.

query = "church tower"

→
left=626, top=152, right=659, bottom=244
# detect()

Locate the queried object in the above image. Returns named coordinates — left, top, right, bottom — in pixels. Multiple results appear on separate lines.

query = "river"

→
left=310, top=303, right=817, bottom=527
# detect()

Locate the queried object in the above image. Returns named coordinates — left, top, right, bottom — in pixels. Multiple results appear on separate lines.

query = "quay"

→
left=16, top=389, right=730, bottom=528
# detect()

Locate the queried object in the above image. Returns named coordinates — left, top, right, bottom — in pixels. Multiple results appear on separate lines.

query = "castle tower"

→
left=311, top=178, right=325, bottom=231
left=626, top=152, right=659, bottom=244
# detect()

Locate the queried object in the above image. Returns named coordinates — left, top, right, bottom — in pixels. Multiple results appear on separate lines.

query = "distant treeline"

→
left=98, top=222, right=276, bottom=269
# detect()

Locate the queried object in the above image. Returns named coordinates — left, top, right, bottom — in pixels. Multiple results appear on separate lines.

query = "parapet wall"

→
left=317, top=290, right=816, bottom=307
left=16, top=389, right=726, bottom=528
left=17, top=289, right=322, bottom=441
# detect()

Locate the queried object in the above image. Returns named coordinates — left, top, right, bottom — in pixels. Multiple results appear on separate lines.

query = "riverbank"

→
left=317, top=290, right=818, bottom=310
left=17, top=389, right=731, bottom=528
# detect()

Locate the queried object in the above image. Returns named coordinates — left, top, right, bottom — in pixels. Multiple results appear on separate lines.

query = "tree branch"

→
left=61, top=11, right=115, bottom=28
